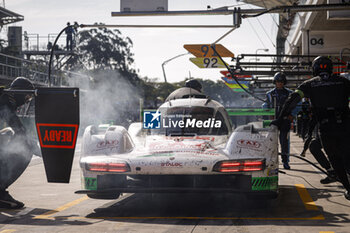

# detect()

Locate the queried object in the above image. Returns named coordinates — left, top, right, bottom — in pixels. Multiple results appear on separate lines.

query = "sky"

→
left=4, top=0, right=278, bottom=83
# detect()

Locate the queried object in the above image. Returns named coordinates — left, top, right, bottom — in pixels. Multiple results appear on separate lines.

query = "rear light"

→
left=213, top=160, right=264, bottom=173
left=86, top=162, right=130, bottom=173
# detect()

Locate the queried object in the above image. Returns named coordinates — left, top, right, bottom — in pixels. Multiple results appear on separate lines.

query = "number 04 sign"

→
left=309, top=35, right=324, bottom=49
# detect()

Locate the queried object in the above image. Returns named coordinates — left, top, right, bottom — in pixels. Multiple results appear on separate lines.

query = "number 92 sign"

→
left=184, top=44, right=233, bottom=69
left=189, top=57, right=227, bottom=68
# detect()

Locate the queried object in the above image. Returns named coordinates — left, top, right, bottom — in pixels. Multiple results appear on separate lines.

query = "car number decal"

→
left=251, top=176, right=278, bottom=191
left=85, top=177, right=97, bottom=190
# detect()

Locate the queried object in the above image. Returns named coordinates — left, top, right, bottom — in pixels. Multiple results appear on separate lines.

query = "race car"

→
left=76, top=87, right=279, bottom=199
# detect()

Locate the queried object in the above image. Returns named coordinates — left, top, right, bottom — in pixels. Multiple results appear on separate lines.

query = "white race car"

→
left=76, top=88, right=279, bottom=199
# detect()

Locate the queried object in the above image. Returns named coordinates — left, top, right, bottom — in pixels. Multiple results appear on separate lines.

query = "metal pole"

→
left=161, top=62, right=167, bottom=83
left=255, top=49, right=269, bottom=71
left=307, top=30, right=310, bottom=63
left=80, top=24, right=236, bottom=28
left=5, top=56, right=7, bottom=76
left=297, top=46, right=300, bottom=79
left=111, top=3, right=350, bottom=17
left=239, top=54, right=318, bottom=58
left=213, top=27, right=236, bottom=44
left=139, top=98, right=144, bottom=123
left=161, top=52, right=189, bottom=83
left=37, top=34, right=39, bottom=51
left=112, top=10, right=236, bottom=17
left=242, top=3, right=350, bottom=18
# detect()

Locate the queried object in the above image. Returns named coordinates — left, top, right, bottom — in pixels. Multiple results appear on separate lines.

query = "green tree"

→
left=200, top=79, right=240, bottom=106
left=68, top=23, right=140, bottom=85
left=65, top=24, right=145, bottom=125
left=178, top=78, right=240, bottom=106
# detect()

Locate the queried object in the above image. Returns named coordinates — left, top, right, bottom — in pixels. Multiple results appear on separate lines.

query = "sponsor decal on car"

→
left=161, top=162, right=183, bottom=167
left=95, top=139, right=119, bottom=151
left=237, top=139, right=262, bottom=151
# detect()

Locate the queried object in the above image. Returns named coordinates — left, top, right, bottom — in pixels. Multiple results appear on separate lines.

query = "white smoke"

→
left=67, top=69, right=141, bottom=130
left=0, top=127, right=32, bottom=190
left=1, top=70, right=142, bottom=189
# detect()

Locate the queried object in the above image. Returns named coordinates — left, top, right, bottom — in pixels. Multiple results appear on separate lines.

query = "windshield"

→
left=151, top=106, right=229, bottom=136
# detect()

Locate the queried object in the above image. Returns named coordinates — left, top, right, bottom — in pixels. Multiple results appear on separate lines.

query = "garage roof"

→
left=0, top=7, right=23, bottom=26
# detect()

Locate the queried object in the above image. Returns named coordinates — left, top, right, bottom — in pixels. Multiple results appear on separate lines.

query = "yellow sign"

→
left=184, top=44, right=234, bottom=58
left=190, top=57, right=227, bottom=69
left=225, top=83, right=248, bottom=89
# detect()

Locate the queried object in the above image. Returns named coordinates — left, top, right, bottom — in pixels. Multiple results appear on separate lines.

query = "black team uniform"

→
left=272, top=56, right=350, bottom=200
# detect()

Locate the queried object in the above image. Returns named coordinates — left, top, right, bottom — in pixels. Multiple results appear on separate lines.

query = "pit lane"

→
left=1, top=134, right=349, bottom=233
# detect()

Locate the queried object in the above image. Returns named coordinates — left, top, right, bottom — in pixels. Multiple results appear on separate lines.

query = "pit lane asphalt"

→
left=1, top=134, right=350, bottom=233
